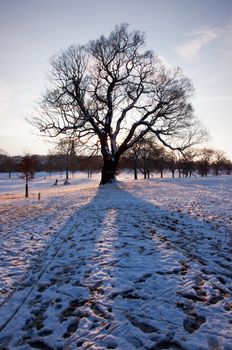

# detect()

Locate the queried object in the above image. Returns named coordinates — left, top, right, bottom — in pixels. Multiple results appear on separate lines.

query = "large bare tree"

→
left=31, top=24, right=206, bottom=184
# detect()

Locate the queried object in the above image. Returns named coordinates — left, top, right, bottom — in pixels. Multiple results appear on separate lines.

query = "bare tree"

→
left=45, top=151, right=58, bottom=176
left=18, top=154, right=38, bottom=198
left=223, top=158, right=232, bottom=175
left=180, top=149, right=197, bottom=177
left=167, top=151, right=179, bottom=178
left=0, top=149, right=14, bottom=178
left=138, top=138, right=156, bottom=179
left=127, top=136, right=156, bottom=180
left=196, top=148, right=214, bottom=177
left=211, top=149, right=227, bottom=176
left=127, top=142, right=140, bottom=180
left=31, top=24, right=206, bottom=184
left=56, top=137, right=77, bottom=182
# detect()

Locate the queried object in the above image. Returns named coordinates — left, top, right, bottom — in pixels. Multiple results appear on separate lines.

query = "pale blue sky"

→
left=0, top=0, right=231, bottom=156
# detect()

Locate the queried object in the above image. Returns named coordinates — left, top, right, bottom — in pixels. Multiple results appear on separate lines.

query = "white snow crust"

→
left=0, top=172, right=231, bottom=349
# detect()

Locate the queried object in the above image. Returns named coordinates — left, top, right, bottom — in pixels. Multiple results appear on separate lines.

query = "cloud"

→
left=221, top=19, right=232, bottom=57
left=175, top=26, right=221, bottom=61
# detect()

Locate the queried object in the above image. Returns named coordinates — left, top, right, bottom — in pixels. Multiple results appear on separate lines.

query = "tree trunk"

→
left=100, top=157, right=118, bottom=185
left=66, top=153, right=69, bottom=180
left=160, top=168, right=163, bottom=178
left=25, top=181, right=29, bottom=198
left=133, top=167, right=138, bottom=180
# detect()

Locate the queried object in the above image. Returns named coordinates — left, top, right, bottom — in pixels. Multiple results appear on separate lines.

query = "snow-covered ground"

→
left=0, top=172, right=231, bottom=349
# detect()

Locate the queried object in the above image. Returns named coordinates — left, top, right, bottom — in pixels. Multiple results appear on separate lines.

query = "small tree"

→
left=18, top=154, right=38, bottom=198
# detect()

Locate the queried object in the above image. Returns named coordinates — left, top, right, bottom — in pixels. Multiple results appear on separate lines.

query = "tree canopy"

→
left=31, top=23, right=206, bottom=184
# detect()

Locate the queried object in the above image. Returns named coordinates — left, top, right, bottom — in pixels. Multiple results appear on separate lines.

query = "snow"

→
left=0, top=172, right=232, bottom=349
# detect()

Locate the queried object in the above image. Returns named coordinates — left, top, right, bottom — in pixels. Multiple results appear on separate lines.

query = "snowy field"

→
left=0, top=172, right=231, bottom=349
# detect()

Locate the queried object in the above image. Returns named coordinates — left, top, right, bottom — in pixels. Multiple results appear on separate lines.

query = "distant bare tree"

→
left=45, top=151, right=57, bottom=176
left=212, top=149, right=227, bottom=176
left=127, top=142, right=140, bottom=180
left=181, top=149, right=197, bottom=177
left=167, top=151, right=179, bottom=178
left=56, top=137, right=79, bottom=182
left=223, top=158, right=232, bottom=175
left=126, top=136, right=166, bottom=179
left=0, top=149, right=14, bottom=178
left=18, top=154, right=38, bottom=198
left=137, top=138, right=156, bottom=179
left=31, top=24, right=206, bottom=184
left=127, top=136, right=153, bottom=179
left=196, top=148, right=214, bottom=177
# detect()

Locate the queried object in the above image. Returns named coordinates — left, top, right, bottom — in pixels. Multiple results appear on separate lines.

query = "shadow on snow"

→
left=0, top=181, right=231, bottom=349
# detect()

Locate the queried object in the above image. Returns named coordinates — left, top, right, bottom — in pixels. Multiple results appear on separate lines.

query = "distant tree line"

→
left=0, top=143, right=232, bottom=179
left=0, top=151, right=102, bottom=177
left=121, top=142, right=232, bottom=179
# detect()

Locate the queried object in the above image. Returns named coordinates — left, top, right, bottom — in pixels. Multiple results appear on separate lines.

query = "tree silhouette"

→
left=31, top=24, right=206, bottom=184
left=18, top=154, right=38, bottom=198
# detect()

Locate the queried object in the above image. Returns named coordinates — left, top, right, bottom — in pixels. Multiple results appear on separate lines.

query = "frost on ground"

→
left=0, top=173, right=231, bottom=350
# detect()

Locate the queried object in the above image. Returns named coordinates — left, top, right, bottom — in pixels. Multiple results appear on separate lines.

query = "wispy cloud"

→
left=175, top=26, right=221, bottom=61
left=221, top=19, right=232, bottom=57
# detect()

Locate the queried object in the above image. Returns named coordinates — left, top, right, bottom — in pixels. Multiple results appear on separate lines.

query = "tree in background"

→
left=18, top=154, right=38, bottom=198
left=126, top=137, right=152, bottom=180
left=212, top=149, right=227, bottom=176
left=56, top=137, right=77, bottom=182
left=44, top=152, right=58, bottom=176
left=137, top=138, right=156, bottom=179
left=0, top=149, right=15, bottom=178
left=152, top=146, right=167, bottom=178
left=31, top=24, right=206, bottom=184
left=196, top=148, right=214, bottom=177
left=223, top=158, right=232, bottom=175
left=166, top=151, right=179, bottom=178
left=179, top=149, right=197, bottom=177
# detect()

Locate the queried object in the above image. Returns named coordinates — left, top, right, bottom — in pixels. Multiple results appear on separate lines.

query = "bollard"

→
left=38, top=193, right=41, bottom=201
